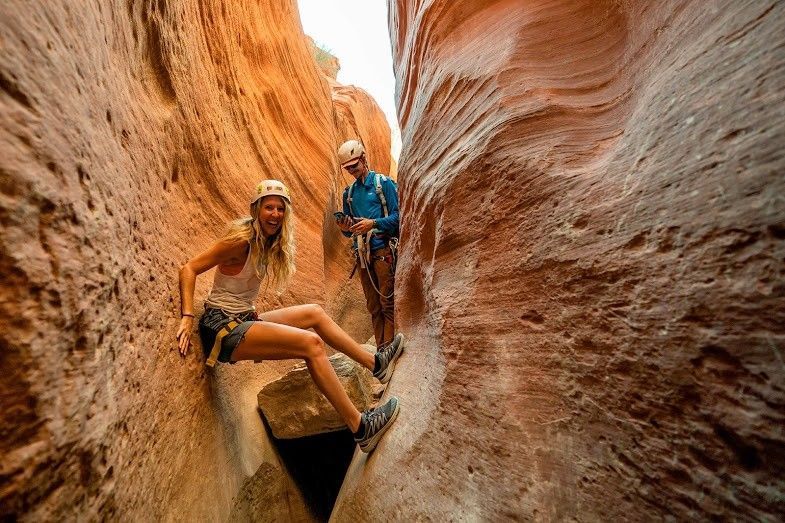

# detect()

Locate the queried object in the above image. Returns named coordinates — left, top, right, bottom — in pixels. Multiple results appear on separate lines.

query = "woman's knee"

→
left=303, top=303, right=326, bottom=325
left=302, top=331, right=326, bottom=360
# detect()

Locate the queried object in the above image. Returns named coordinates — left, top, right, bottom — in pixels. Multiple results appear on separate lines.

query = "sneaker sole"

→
left=359, top=399, right=400, bottom=453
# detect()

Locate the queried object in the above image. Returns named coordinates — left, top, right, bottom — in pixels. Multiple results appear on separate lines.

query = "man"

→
left=335, top=139, right=399, bottom=349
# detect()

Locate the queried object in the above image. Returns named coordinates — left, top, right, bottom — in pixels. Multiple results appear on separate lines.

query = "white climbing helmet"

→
left=251, top=179, right=291, bottom=205
left=337, top=140, right=365, bottom=168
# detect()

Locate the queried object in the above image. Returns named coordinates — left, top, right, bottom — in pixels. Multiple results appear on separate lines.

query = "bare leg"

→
left=259, top=304, right=375, bottom=371
left=231, top=321, right=362, bottom=432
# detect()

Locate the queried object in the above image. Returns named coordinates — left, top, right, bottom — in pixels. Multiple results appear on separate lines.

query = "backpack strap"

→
left=375, top=172, right=389, bottom=218
left=346, top=184, right=356, bottom=217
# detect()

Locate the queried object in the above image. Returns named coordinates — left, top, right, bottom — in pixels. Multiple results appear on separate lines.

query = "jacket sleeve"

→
left=374, top=177, right=399, bottom=236
left=341, top=186, right=353, bottom=238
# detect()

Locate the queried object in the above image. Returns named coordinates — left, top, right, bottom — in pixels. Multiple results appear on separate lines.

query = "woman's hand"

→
left=176, top=316, right=194, bottom=356
left=350, top=218, right=375, bottom=235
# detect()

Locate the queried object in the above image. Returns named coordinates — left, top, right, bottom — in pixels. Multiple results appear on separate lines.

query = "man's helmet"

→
left=337, top=140, right=365, bottom=167
left=251, top=179, right=291, bottom=205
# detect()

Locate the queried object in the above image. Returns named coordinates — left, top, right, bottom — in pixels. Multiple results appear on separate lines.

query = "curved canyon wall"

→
left=0, top=0, right=390, bottom=520
left=335, top=0, right=785, bottom=520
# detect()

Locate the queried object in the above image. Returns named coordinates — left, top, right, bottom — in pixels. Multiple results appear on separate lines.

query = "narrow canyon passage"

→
left=2, top=0, right=784, bottom=521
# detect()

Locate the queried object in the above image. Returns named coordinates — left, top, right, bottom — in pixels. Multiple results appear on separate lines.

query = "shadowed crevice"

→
left=272, top=429, right=355, bottom=522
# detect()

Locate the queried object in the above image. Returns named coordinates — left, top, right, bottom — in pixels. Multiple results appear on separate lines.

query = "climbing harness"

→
left=345, top=172, right=399, bottom=298
left=353, top=229, right=396, bottom=299
left=205, top=315, right=240, bottom=367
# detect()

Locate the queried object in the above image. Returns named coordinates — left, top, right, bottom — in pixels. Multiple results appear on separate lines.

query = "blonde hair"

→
left=222, top=197, right=296, bottom=292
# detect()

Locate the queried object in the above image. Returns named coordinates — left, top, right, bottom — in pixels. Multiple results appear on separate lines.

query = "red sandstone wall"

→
left=334, top=0, right=785, bottom=520
left=332, top=83, right=393, bottom=177
left=0, top=0, right=390, bottom=520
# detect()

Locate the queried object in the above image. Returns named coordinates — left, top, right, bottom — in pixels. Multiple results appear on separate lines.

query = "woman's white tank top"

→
left=204, top=247, right=263, bottom=314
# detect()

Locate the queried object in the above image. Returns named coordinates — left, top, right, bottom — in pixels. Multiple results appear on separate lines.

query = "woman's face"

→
left=258, top=195, right=286, bottom=237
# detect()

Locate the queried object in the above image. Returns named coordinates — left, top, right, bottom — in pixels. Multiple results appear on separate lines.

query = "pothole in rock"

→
left=271, top=429, right=356, bottom=521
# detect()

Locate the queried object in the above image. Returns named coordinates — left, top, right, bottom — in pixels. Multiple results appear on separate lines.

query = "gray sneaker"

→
left=355, top=396, right=400, bottom=453
left=373, top=333, right=405, bottom=384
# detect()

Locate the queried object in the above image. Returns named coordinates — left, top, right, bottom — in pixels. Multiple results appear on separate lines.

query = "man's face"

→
left=343, top=157, right=367, bottom=178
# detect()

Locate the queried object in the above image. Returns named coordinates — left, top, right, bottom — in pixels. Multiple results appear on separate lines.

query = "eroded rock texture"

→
left=332, top=83, right=393, bottom=176
left=0, top=0, right=390, bottom=520
left=334, top=0, right=785, bottom=520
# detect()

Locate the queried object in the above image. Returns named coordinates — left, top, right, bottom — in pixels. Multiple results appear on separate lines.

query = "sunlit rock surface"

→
left=334, top=0, right=785, bottom=520
left=307, top=35, right=340, bottom=80
left=0, top=0, right=391, bottom=520
left=332, top=83, right=393, bottom=177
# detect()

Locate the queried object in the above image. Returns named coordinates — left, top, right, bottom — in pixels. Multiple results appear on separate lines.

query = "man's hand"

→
left=336, top=216, right=354, bottom=232
left=350, top=218, right=376, bottom=235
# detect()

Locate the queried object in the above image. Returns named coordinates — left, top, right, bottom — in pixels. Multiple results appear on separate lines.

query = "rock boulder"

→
left=258, top=352, right=376, bottom=439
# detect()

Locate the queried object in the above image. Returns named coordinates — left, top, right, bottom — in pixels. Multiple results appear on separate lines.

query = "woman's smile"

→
left=259, top=196, right=285, bottom=235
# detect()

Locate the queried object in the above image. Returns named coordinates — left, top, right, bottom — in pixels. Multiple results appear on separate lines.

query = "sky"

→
left=296, top=0, right=401, bottom=161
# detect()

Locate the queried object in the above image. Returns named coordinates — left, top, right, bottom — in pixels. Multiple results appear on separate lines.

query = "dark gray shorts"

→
left=198, top=308, right=259, bottom=364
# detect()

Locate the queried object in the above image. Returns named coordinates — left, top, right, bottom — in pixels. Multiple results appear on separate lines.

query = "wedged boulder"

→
left=258, top=352, right=375, bottom=439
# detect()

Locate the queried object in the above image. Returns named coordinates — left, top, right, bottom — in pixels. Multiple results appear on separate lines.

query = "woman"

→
left=176, top=180, right=405, bottom=453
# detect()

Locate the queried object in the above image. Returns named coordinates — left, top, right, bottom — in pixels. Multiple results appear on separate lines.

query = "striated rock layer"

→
left=307, top=36, right=340, bottom=80
left=332, top=83, right=393, bottom=177
left=334, top=0, right=785, bottom=520
left=0, top=0, right=391, bottom=520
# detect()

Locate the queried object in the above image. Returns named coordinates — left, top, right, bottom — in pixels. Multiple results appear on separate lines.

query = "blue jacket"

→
left=342, top=171, right=399, bottom=251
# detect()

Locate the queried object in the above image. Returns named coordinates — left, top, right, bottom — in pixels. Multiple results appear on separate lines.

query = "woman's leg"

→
left=258, top=304, right=375, bottom=371
left=231, top=321, right=362, bottom=432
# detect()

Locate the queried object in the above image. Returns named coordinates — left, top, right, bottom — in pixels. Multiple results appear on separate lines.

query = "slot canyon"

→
left=1, top=0, right=783, bottom=521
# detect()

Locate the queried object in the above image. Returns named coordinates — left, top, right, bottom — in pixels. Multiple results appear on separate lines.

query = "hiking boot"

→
left=373, top=333, right=405, bottom=384
left=354, top=396, right=400, bottom=453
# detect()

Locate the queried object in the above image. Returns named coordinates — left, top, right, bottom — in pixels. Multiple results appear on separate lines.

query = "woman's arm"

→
left=176, top=240, right=246, bottom=356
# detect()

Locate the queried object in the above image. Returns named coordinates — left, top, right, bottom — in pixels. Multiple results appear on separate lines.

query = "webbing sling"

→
left=356, top=230, right=376, bottom=269
left=206, top=320, right=240, bottom=367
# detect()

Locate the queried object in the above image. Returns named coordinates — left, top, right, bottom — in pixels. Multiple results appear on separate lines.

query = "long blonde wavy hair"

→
left=222, top=196, right=296, bottom=292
